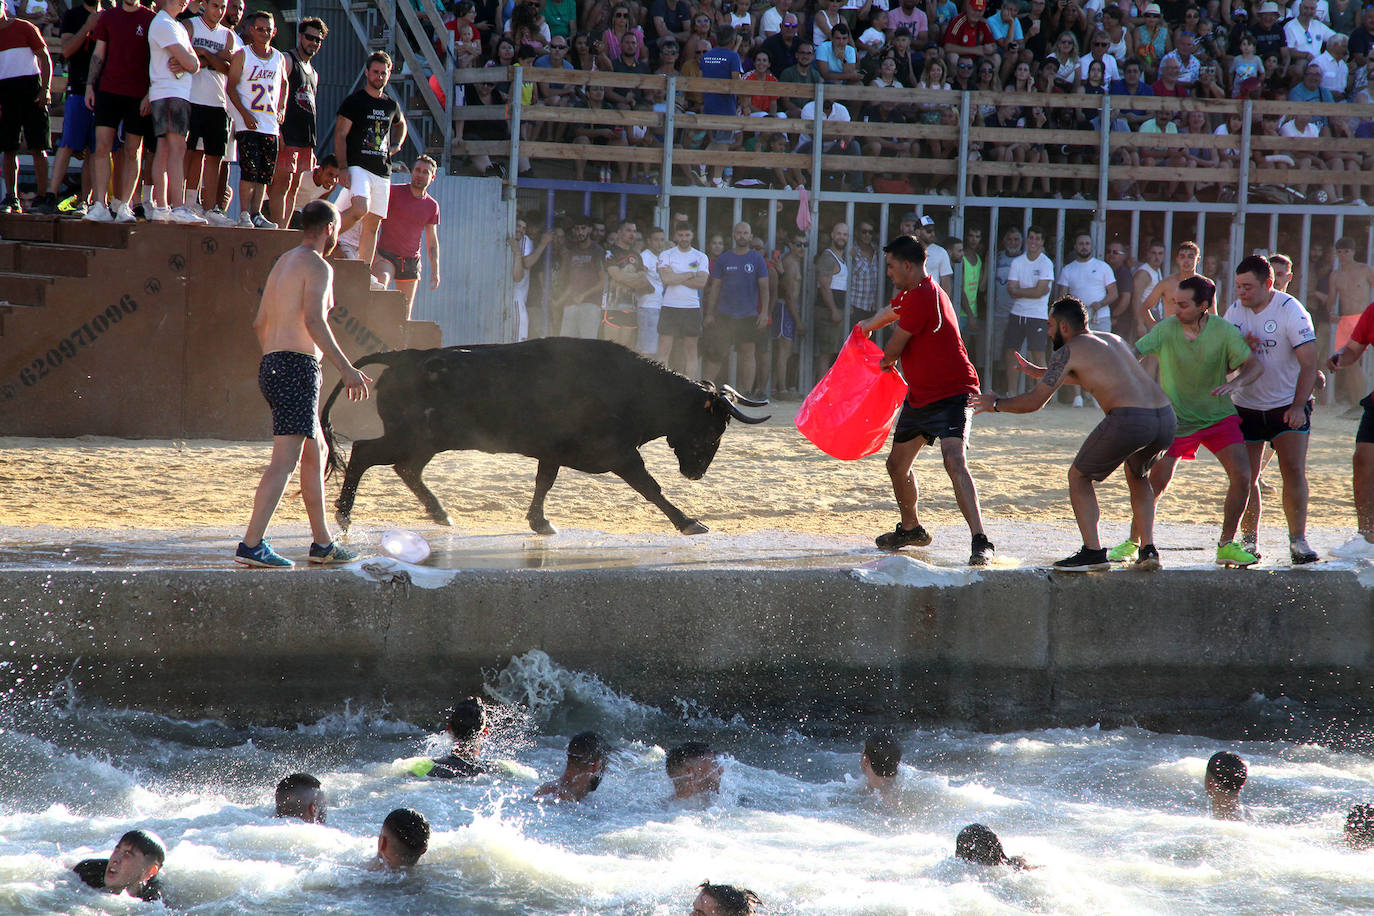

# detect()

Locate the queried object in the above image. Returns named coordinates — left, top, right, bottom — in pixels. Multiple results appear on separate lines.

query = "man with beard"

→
left=373, top=156, right=441, bottom=319
left=972, top=296, right=1176, bottom=572
left=267, top=16, right=325, bottom=226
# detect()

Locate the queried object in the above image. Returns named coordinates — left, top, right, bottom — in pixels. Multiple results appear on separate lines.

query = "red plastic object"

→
left=795, top=325, right=908, bottom=460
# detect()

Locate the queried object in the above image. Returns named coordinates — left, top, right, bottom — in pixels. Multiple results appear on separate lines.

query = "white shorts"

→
left=348, top=166, right=392, bottom=218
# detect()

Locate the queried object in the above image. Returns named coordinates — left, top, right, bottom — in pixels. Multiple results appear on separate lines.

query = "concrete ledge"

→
left=2, top=567, right=1371, bottom=730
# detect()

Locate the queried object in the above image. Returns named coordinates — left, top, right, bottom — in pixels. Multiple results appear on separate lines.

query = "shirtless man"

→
left=1137, top=240, right=1202, bottom=330
left=235, top=199, right=371, bottom=568
left=1328, top=237, right=1374, bottom=404
left=535, top=731, right=608, bottom=803
left=972, top=296, right=1176, bottom=572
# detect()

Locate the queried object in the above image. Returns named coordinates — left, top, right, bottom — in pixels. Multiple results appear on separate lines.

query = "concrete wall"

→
left=2, top=568, right=1372, bottom=733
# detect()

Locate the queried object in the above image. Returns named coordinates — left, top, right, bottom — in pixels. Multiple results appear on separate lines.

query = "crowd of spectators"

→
left=447, top=0, right=1374, bottom=203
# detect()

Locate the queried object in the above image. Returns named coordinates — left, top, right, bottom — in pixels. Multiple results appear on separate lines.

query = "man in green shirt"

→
left=542, top=0, right=576, bottom=38
left=1118, top=275, right=1264, bottom=566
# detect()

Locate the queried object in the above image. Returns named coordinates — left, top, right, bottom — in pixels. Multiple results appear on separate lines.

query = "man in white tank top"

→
left=225, top=9, right=285, bottom=227
left=816, top=220, right=850, bottom=369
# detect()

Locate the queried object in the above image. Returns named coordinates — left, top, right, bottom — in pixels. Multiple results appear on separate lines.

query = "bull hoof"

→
left=433, top=513, right=453, bottom=527
left=529, top=518, right=557, bottom=536
left=680, top=520, right=709, bottom=535
left=334, top=511, right=351, bottom=532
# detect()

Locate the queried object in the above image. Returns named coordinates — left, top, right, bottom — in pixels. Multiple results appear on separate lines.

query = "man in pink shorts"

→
left=1122, top=275, right=1265, bottom=566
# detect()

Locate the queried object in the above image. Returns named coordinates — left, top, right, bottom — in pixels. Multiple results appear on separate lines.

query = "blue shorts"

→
left=258, top=350, right=322, bottom=438
left=60, top=94, right=96, bottom=153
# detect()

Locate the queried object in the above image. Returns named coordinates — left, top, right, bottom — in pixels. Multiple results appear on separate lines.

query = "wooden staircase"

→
left=0, top=214, right=441, bottom=439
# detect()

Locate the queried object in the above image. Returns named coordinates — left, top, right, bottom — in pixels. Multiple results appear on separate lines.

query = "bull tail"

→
left=320, top=350, right=411, bottom=480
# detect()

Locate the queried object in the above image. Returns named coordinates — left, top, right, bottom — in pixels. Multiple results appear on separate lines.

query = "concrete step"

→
left=0, top=272, right=55, bottom=308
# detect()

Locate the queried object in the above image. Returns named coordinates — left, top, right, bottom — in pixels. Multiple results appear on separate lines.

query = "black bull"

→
left=321, top=338, right=769, bottom=535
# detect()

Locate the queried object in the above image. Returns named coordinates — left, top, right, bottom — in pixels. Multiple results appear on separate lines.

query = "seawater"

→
left=1, top=651, right=1372, bottom=915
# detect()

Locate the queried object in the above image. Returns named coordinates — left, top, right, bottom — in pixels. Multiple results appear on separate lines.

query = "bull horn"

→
left=728, top=402, right=770, bottom=424
left=719, top=384, right=769, bottom=407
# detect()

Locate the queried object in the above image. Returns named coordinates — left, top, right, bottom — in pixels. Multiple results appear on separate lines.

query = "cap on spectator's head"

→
left=1233, top=6, right=1247, bottom=15
left=919, top=215, right=937, bottom=228
left=571, top=214, right=592, bottom=227
left=1257, top=1, right=1279, bottom=13
left=968, top=0, right=986, bottom=10
left=1143, top=2, right=1162, bottom=13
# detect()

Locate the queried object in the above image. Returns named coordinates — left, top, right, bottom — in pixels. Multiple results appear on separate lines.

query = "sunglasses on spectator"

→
left=614, top=10, right=629, bottom=17
left=550, top=42, right=568, bottom=48
left=303, top=32, right=323, bottom=42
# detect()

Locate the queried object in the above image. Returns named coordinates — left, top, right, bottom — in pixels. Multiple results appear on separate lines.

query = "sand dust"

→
left=0, top=401, right=1363, bottom=540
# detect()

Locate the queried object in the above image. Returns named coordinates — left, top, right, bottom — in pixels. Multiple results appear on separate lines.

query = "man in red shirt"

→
left=1327, top=301, right=1374, bottom=559
left=942, top=0, right=997, bottom=75
left=0, top=3, right=52, bottom=213
left=83, top=0, right=155, bottom=223
left=373, top=155, right=441, bottom=319
left=858, top=235, right=994, bottom=566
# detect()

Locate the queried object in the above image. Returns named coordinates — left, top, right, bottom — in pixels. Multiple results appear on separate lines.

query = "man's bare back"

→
left=1330, top=260, right=1374, bottom=318
left=253, top=246, right=336, bottom=358
left=1045, top=331, right=1172, bottom=412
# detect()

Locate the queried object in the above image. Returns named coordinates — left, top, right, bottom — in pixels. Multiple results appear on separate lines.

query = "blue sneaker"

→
left=309, top=541, right=357, bottom=564
left=235, top=540, right=293, bottom=568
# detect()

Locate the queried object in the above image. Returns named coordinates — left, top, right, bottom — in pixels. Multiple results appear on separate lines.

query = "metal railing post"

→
left=955, top=90, right=970, bottom=232
left=658, top=76, right=677, bottom=230
left=506, top=66, right=523, bottom=194
left=1230, top=98, right=1253, bottom=272
left=801, top=83, right=825, bottom=393
left=1094, top=93, right=1111, bottom=250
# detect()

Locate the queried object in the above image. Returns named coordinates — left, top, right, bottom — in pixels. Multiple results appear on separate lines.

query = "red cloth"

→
left=892, top=276, right=980, bottom=408
left=377, top=185, right=441, bottom=258
left=90, top=5, right=155, bottom=97
left=1350, top=301, right=1374, bottom=348
left=942, top=14, right=993, bottom=49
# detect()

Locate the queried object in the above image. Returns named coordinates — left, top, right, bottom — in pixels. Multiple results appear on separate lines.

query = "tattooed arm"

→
left=971, top=345, right=1072, bottom=415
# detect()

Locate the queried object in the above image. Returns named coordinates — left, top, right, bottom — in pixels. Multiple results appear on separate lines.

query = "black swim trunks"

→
left=893, top=393, right=972, bottom=444
left=258, top=350, right=321, bottom=437
left=376, top=248, right=421, bottom=281
left=1237, top=400, right=1313, bottom=443
left=1073, top=405, right=1177, bottom=481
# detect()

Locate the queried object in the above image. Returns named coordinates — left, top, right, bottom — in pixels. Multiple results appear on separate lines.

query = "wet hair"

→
left=862, top=730, right=903, bottom=778
left=1207, top=751, right=1248, bottom=793
left=1177, top=240, right=1200, bottom=257
left=1345, top=804, right=1374, bottom=848
left=300, top=199, right=339, bottom=233
left=275, top=772, right=323, bottom=820
left=1236, top=254, right=1273, bottom=284
left=665, top=741, right=713, bottom=777
left=447, top=697, right=486, bottom=741
left=567, top=731, right=608, bottom=765
left=382, top=808, right=431, bottom=864
left=318, top=153, right=339, bottom=169
left=1178, top=275, right=1216, bottom=310
left=698, top=881, right=761, bottom=915
left=956, top=823, right=1009, bottom=865
left=1050, top=296, right=1088, bottom=330
left=883, top=234, right=927, bottom=266
left=119, top=829, right=167, bottom=867
left=367, top=50, right=393, bottom=70
left=297, top=16, right=326, bottom=37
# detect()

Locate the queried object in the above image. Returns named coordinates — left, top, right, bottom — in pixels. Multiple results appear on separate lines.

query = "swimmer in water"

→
left=411, top=697, right=493, bottom=779
left=275, top=772, right=326, bottom=823
left=1206, top=751, right=1248, bottom=820
left=691, top=880, right=762, bottom=916
left=1344, top=804, right=1374, bottom=848
left=666, top=741, right=722, bottom=800
left=955, top=823, right=1030, bottom=869
left=535, top=731, right=608, bottom=802
left=73, top=829, right=166, bottom=902
left=860, top=730, right=903, bottom=801
left=376, top=807, right=430, bottom=868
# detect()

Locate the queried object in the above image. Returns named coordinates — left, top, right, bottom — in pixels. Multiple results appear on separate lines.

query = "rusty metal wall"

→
left=409, top=175, right=515, bottom=345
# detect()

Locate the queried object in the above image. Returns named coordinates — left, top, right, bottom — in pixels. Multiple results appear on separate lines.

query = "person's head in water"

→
left=1345, top=804, right=1374, bottom=848
left=1206, top=751, right=1247, bottom=819
left=955, top=823, right=1029, bottom=869
left=275, top=772, right=326, bottom=823
left=377, top=808, right=430, bottom=867
left=666, top=741, right=722, bottom=799
left=691, top=880, right=761, bottom=916
left=860, top=730, right=902, bottom=792
left=1048, top=296, right=1089, bottom=349
left=537, top=731, right=609, bottom=802
left=448, top=697, right=488, bottom=751
left=104, top=829, right=166, bottom=895
left=883, top=234, right=929, bottom=291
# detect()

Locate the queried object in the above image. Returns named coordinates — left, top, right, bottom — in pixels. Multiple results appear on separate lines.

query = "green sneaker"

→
left=1107, top=540, right=1138, bottom=562
left=309, top=540, right=357, bottom=564
left=1216, top=540, right=1259, bottom=568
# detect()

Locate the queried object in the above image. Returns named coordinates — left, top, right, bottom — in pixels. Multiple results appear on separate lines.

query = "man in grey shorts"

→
left=972, top=296, right=1176, bottom=572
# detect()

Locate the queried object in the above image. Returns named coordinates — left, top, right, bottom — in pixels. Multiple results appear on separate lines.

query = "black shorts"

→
left=258, top=350, right=321, bottom=437
left=235, top=130, right=278, bottom=185
left=0, top=76, right=50, bottom=153
left=703, top=313, right=763, bottom=357
left=377, top=248, right=421, bottom=281
left=658, top=306, right=703, bottom=339
left=1074, top=405, right=1178, bottom=481
left=1004, top=314, right=1049, bottom=353
left=187, top=103, right=229, bottom=157
left=1358, top=395, right=1374, bottom=445
left=93, top=89, right=151, bottom=137
left=893, top=393, right=972, bottom=445
left=1237, top=400, right=1312, bottom=443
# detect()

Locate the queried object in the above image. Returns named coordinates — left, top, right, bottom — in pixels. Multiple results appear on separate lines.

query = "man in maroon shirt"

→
left=858, top=234, right=994, bottom=566
left=83, top=0, right=155, bottom=222
left=1150, top=56, right=1188, bottom=98
left=373, top=155, right=441, bottom=319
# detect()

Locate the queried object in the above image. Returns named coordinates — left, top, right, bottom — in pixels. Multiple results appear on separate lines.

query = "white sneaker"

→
left=204, top=207, right=235, bottom=227
left=170, top=205, right=208, bottom=224
left=1331, top=535, right=1374, bottom=559
left=238, top=210, right=254, bottom=228
left=84, top=202, right=114, bottom=222
left=114, top=202, right=137, bottom=223
left=148, top=206, right=171, bottom=222
left=187, top=200, right=205, bottom=217
left=369, top=277, right=386, bottom=290
left=1072, top=395, right=1084, bottom=407
left=251, top=212, right=274, bottom=229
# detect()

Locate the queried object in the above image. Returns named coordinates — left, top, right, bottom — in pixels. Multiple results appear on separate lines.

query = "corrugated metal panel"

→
left=409, top=175, right=514, bottom=345
left=309, top=0, right=366, bottom=159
